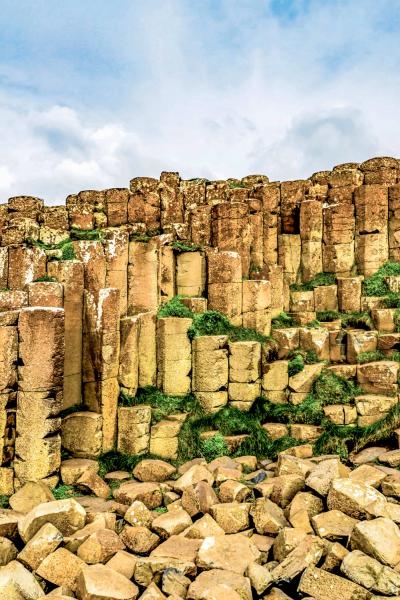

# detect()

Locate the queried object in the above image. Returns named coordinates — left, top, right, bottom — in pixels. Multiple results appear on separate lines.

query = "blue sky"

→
left=1, top=0, right=400, bottom=203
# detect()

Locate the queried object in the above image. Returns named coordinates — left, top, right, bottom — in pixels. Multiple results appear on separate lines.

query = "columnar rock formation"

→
left=1, top=157, right=400, bottom=494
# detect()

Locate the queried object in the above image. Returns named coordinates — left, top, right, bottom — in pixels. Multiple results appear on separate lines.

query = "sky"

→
left=1, top=0, right=400, bottom=204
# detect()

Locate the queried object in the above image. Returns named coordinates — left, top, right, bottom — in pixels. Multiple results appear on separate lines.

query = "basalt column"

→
left=15, top=307, right=64, bottom=485
left=83, top=288, right=120, bottom=452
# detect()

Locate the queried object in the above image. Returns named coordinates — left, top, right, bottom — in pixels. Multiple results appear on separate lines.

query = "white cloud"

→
left=0, top=0, right=399, bottom=204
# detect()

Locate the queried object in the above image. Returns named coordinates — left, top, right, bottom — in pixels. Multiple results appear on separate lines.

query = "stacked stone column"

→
left=192, top=336, right=229, bottom=413
left=83, top=288, right=120, bottom=451
left=157, top=317, right=192, bottom=396
left=15, top=307, right=64, bottom=485
left=0, top=310, right=18, bottom=493
left=355, top=185, right=389, bottom=276
left=48, top=260, right=84, bottom=409
left=207, top=251, right=243, bottom=326
left=228, top=341, right=261, bottom=410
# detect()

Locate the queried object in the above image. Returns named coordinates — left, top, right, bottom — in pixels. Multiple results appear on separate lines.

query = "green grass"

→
left=200, top=433, right=229, bottom=462
left=357, top=350, right=386, bottom=363
left=290, top=272, right=336, bottom=292
left=119, top=387, right=201, bottom=423
left=60, top=242, right=76, bottom=260
left=271, top=312, right=296, bottom=329
left=158, top=297, right=194, bottom=319
left=70, top=228, right=103, bottom=241
left=395, top=309, right=400, bottom=333
left=363, top=262, right=400, bottom=297
left=316, top=310, right=373, bottom=330
left=0, top=495, right=9, bottom=508
left=52, top=485, right=80, bottom=500
left=172, top=241, right=203, bottom=252
left=383, top=292, right=400, bottom=308
left=316, top=310, right=341, bottom=322
left=288, top=354, right=304, bottom=377
left=188, top=310, right=269, bottom=344
left=33, top=275, right=57, bottom=283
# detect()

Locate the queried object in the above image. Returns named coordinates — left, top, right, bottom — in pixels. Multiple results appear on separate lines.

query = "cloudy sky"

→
left=1, top=0, right=400, bottom=204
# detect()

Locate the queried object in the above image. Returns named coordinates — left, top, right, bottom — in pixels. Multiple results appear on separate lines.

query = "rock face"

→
left=5, top=161, right=400, bottom=595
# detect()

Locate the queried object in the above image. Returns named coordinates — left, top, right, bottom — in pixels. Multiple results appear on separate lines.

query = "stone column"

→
left=73, top=240, right=106, bottom=293
left=128, top=240, right=159, bottom=314
left=322, top=203, right=355, bottom=276
left=337, top=276, right=363, bottom=312
left=207, top=251, right=243, bottom=326
left=0, top=312, right=18, bottom=492
left=83, top=288, right=120, bottom=452
left=242, top=280, right=271, bottom=335
left=104, top=188, right=129, bottom=227
left=280, top=180, right=308, bottom=234
left=192, top=336, right=228, bottom=413
left=104, top=229, right=129, bottom=316
left=0, top=247, right=8, bottom=289
left=300, top=200, right=323, bottom=281
left=48, top=260, right=84, bottom=410
left=7, top=246, right=46, bottom=290
left=389, top=185, right=400, bottom=262
left=176, top=251, right=205, bottom=297
left=117, top=405, right=151, bottom=455
left=211, top=202, right=251, bottom=277
left=137, top=311, right=157, bottom=388
left=15, top=307, right=64, bottom=485
left=228, top=341, right=261, bottom=410
left=278, top=234, right=301, bottom=311
left=157, top=317, right=192, bottom=396
left=128, top=177, right=161, bottom=232
left=354, top=185, right=389, bottom=276
left=160, top=171, right=184, bottom=230
left=190, top=206, right=212, bottom=247
left=119, top=316, right=139, bottom=397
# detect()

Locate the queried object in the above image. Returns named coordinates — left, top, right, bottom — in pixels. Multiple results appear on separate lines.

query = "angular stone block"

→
left=119, top=316, right=139, bottom=395
left=313, top=285, right=338, bottom=312
left=61, top=412, right=102, bottom=458
left=192, top=336, right=229, bottom=392
left=8, top=246, right=46, bottom=290
left=337, top=276, right=363, bottom=312
left=117, top=406, right=151, bottom=455
left=207, top=250, right=242, bottom=284
left=229, top=341, right=261, bottom=383
left=103, top=229, right=129, bottom=316
left=128, top=239, right=159, bottom=314
left=176, top=252, right=205, bottom=297
left=26, top=281, right=63, bottom=307
left=18, top=308, right=64, bottom=391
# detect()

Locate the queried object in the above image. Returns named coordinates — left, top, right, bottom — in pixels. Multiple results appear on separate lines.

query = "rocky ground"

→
left=3, top=447, right=400, bottom=599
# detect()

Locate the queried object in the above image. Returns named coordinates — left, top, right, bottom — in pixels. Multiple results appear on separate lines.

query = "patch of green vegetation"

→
left=200, top=433, right=229, bottom=462
left=33, top=275, right=57, bottom=283
left=305, top=320, right=321, bottom=329
left=70, top=229, right=103, bottom=242
left=129, top=233, right=151, bottom=242
left=316, top=310, right=340, bottom=322
left=157, top=297, right=194, bottom=319
left=271, top=312, right=296, bottom=329
left=290, top=272, right=336, bottom=292
left=394, top=309, right=400, bottom=333
left=363, top=262, right=400, bottom=297
left=188, top=310, right=269, bottom=344
left=172, top=241, right=203, bottom=252
left=383, top=292, right=400, bottom=308
left=312, top=369, right=361, bottom=405
left=60, top=242, right=76, bottom=260
left=287, top=348, right=322, bottom=368
left=0, top=288, right=10, bottom=292
left=59, top=404, right=89, bottom=419
left=357, top=350, right=386, bottom=363
left=317, top=309, right=372, bottom=329
left=119, top=387, right=201, bottom=424
left=153, top=507, right=168, bottom=513
left=52, top=485, right=80, bottom=500
left=0, top=495, right=9, bottom=508
left=288, top=354, right=304, bottom=377
left=98, top=451, right=147, bottom=478
left=228, top=181, right=247, bottom=189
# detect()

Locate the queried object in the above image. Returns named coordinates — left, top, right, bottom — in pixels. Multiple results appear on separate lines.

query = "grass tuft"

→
left=357, top=350, right=386, bottom=363
left=172, top=241, right=203, bottom=252
left=200, top=433, right=229, bottom=462
left=52, top=485, right=80, bottom=500
left=158, top=297, right=194, bottom=319
left=271, top=312, right=296, bottom=329
left=363, top=262, right=400, bottom=297
left=290, top=272, right=336, bottom=292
